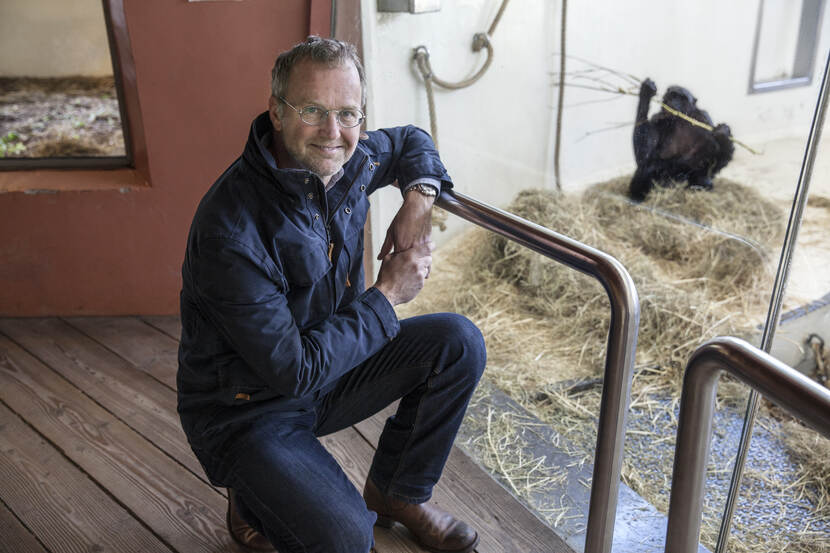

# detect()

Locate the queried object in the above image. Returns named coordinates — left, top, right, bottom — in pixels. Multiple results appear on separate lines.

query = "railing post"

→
left=665, top=337, right=830, bottom=553
left=436, top=190, right=640, bottom=553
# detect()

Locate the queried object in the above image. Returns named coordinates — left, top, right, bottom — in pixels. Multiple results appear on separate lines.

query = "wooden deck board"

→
left=0, top=402, right=174, bottom=553
left=0, top=499, right=49, bottom=553
left=0, top=317, right=202, bottom=477
left=0, top=317, right=572, bottom=553
left=140, top=315, right=182, bottom=341
left=0, top=334, right=232, bottom=553
left=66, top=316, right=179, bottom=390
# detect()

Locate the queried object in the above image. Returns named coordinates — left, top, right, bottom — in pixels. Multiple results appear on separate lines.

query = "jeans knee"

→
left=442, top=314, right=486, bottom=382
left=315, top=516, right=374, bottom=553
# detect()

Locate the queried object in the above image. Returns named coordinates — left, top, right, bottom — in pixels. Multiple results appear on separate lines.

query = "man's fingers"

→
left=377, top=232, right=394, bottom=260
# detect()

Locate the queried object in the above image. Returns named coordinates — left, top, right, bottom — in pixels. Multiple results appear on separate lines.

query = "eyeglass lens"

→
left=299, top=106, right=362, bottom=128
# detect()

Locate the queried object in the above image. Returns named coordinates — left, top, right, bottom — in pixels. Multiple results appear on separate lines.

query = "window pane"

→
left=755, top=0, right=804, bottom=82
left=0, top=0, right=126, bottom=160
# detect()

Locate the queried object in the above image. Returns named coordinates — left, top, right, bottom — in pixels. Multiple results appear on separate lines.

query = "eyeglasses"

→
left=279, top=97, right=365, bottom=128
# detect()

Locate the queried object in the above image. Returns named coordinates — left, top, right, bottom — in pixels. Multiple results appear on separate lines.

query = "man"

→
left=178, top=36, right=486, bottom=553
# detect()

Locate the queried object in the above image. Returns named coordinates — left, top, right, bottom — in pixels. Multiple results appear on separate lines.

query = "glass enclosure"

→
left=356, top=1, right=830, bottom=551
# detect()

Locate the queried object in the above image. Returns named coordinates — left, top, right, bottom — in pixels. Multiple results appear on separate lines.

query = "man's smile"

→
left=311, top=144, right=343, bottom=155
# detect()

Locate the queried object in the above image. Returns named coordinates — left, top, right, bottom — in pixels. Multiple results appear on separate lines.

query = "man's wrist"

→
left=403, top=182, right=438, bottom=198
left=402, top=188, right=435, bottom=208
left=372, top=283, right=398, bottom=306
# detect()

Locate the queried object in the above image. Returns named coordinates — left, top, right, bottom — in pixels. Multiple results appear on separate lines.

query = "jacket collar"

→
left=242, top=112, right=315, bottom=197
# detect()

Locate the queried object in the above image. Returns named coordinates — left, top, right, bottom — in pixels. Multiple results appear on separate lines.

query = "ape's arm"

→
left=710, top=123, right=734, bottom=175
left=633, top=78, right=659, bottom=166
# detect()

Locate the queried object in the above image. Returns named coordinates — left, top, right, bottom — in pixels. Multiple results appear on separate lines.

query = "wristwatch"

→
left=404, top=182, right=438, bottom=197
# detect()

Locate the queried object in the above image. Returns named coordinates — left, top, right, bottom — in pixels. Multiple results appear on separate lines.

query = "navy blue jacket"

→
left=178, top=112, right=451, bottom=441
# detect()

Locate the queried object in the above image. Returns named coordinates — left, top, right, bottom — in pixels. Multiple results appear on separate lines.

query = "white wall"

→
left=361, top=0, right=830, bottom=248
left=0, top=0, right=114, bottom=77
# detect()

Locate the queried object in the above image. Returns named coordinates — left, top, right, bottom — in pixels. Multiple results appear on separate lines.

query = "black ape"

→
left=629, top=78, right=734, bottom=201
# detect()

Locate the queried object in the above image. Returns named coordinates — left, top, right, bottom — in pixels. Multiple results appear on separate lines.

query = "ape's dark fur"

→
left=629, top=78, right=734, bottom=201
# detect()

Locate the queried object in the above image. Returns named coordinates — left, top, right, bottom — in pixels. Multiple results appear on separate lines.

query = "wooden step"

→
left=0, top=317, right=574, bottom=553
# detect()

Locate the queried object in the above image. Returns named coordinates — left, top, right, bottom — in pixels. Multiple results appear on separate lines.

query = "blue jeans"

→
left=206, top=313, right=485, bottom=553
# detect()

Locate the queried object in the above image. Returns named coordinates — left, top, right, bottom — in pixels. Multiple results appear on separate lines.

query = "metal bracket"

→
left=378, top=0, right=440, bottom=14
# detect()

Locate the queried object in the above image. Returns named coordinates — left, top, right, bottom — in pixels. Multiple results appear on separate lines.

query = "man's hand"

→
left=373, top=241, right=434, bottom=306
left=377, top=190, right=434, bottom=260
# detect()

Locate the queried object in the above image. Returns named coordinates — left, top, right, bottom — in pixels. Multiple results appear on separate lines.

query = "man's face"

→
left=269, top=59, right=362, bottom=183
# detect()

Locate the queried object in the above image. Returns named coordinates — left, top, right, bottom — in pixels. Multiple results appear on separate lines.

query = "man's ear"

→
left=268, top=96, right=283, bottom=132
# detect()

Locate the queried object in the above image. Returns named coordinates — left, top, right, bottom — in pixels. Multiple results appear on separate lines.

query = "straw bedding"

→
left=397, top=176, right=830, bottom=552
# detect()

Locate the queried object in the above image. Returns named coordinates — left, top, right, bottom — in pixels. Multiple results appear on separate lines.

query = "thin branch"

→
left=553, top=77, right=761, bottom=155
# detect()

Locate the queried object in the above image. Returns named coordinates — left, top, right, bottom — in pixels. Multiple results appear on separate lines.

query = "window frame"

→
left=0, top=0, right=149, bottom=190
left=748, top=0, right=827, bottom=94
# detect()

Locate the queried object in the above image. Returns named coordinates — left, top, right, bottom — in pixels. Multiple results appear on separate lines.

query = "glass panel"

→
left=0, top=0, right=127, bottom=163
left=360, top=1, right=830, bottom=551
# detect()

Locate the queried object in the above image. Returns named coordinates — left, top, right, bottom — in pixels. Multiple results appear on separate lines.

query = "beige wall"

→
left=0, top=0, right=114, bottom=77
left=361, top=0, right=830, bottom=249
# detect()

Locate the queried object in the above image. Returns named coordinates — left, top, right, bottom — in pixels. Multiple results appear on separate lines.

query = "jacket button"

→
left=344, top=207, right=352, bottom=214
left=307, top=192, right=314, bottom=199
left=369, top=164, right=374, bottom=171
left=360, top=185, right=366, bottom=191
left=314, top=213, right=320, bottom=220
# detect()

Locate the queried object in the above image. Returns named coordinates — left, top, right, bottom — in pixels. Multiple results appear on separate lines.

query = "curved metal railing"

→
left=665, top=337, right=830, bottom=553
left=436, top=190, right=640, bottom=553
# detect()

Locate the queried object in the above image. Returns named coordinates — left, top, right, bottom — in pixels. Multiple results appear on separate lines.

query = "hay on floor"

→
left=398, top=176, right=829, bottom=552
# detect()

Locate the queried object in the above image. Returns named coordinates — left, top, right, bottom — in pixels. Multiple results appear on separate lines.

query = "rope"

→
left=412, top=0, right=510, bottom=231
left=412, top=0, right=511, bottom=147
left=808, top=334, right=830, bottom=388
left=553, top=0, right=567, bottom=191
left=414, top=47, right=440, bottom=147
left=415, top=34, right=494, bottom=91
left=487, top=0, right=510, bottom=36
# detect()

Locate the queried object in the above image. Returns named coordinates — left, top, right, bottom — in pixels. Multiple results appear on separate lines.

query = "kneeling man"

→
left=177, top=36, right=486, bottom=553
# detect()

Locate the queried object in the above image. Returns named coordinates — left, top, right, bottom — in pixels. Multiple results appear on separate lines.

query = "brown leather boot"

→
left=363, top=479, right=479, bottom=553
left=226, top=489, right=276, bottom=551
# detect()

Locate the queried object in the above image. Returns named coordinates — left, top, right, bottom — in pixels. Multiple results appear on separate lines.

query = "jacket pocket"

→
left=281, top=242, right=332, bottom=287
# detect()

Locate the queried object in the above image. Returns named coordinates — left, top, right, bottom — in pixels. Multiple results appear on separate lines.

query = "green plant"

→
left=0, top=131, right=26, bottom=157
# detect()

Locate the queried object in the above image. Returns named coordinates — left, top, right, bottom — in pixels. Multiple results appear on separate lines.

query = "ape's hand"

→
left=640, top=78, right=657, bottom=99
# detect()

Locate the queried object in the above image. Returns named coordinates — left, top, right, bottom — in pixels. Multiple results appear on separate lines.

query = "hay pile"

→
left=0, top=76, right=124, bottom=158
left=416, top=177, right=782, bottom=392
left=397, top=176, right=830, bottom=552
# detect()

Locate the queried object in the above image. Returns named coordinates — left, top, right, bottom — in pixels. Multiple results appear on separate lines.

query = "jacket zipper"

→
left=325, top=155, right=369, bottom=311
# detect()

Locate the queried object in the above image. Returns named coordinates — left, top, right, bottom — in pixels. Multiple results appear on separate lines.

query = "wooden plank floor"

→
left=0, top=316, right=572, bottom=553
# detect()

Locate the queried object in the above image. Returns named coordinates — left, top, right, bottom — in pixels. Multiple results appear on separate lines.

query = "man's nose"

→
left=319, top=112, right=339, bottom=137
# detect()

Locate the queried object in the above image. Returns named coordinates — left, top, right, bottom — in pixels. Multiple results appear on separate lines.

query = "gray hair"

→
left=271, top=36, right=366, bottom=107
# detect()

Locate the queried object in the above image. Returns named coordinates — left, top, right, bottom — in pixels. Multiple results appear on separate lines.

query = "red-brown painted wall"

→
left=0, top=0, right=328, bottom=315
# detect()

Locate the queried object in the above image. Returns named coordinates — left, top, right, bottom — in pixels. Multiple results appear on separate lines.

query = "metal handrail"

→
left=665, top=337, right=830, bottom=553
left=436, top=190, right=640, bottom=553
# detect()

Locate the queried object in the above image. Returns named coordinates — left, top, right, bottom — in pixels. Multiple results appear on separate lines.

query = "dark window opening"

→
left=0, top=0, right=129, bottom=169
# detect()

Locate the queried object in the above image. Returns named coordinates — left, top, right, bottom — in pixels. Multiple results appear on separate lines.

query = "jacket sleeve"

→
left=189, top=236, right=400, bottom=399
left=362, top=125, right=453, bottom=195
